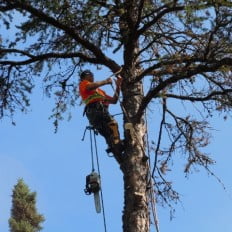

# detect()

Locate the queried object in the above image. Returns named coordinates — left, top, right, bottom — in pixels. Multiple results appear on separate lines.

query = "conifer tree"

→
left=9, top=179, right=45, bottom=232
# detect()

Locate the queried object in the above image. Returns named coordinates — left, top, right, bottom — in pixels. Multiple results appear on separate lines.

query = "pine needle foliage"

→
left=9, top=179, right=45, bottom=232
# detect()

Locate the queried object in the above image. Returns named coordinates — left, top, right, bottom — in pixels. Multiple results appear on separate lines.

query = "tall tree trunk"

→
left=121, top=70, right=150, bottom=232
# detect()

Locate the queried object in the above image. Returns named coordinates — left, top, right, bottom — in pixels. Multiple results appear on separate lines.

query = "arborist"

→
left=79, top=69, right=124, bottom=153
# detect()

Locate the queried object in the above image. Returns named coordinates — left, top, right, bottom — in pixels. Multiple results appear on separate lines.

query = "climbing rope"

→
left=93, top=132, right=107, bottom=232
left=89, top=127, right=95, bottom=172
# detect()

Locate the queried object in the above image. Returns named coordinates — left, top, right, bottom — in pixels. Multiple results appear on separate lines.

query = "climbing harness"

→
left=82, top=125, right=107, bottom=232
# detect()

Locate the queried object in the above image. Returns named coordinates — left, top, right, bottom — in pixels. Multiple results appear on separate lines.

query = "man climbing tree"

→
left=79, top=69, right=124, bottom=155
left=1, top=1, right=232, bottom=232
left=9, top=179, right=45, bottom=232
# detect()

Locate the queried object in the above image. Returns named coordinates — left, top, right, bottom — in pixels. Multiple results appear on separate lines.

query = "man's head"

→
left=80, top=70, right=94, bottom=82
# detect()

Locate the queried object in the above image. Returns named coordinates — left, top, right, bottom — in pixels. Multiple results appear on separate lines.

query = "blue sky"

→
left=1, top=76, right=232, bottom=232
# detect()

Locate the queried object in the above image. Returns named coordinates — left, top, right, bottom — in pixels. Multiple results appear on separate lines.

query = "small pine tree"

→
left=9, top=179, right=45, bottom=232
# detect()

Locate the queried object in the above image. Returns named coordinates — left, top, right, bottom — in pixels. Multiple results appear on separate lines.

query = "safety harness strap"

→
left=83, top=92, right=107, bottom=105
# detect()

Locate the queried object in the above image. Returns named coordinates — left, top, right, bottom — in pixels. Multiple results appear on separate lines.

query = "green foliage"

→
left=1, top=0, right=231, bottom=121
left=9, top=179, right=45, bottom=232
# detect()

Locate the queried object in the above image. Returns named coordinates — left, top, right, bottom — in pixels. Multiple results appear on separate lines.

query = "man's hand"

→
left=104, top=77, right=113, bottom=85
left=115, top=75, right=122, bottom=88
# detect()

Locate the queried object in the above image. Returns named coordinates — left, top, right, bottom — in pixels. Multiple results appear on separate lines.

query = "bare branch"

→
left=0, top=5, right=15, bottom=11
left=1, top=48, right=36, bottom=58
left=135, top=57, right=232, bottom=122
left=133, top=56, right=206, bottom=83
left=0, top=51, right=100, bottom=66
left=151, top=98, right=166, bottom=178
left=137, top=5, right=185, bottom=37
left=135, top=0, right=145, bottom=29
left=165, top=89, right=232, bottom=102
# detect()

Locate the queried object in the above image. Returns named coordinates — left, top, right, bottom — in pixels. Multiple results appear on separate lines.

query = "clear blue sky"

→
left=0, top=75, right=232, bottom=232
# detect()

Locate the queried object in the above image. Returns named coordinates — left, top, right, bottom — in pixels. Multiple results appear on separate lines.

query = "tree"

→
left=9, top=179, right=45, bottom=232
left=1, top=1, right=232, bottom=231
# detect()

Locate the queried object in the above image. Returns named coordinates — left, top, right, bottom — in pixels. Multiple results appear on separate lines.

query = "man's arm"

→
left=108, top=76, right=122, bottom=104
left=86, top=78, right=112, bottom=90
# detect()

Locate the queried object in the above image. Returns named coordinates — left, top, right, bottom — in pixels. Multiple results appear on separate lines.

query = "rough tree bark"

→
left=119, top=69, right=150, bottom=232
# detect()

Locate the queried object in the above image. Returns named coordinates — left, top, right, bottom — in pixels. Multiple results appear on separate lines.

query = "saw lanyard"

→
left=89, top=127, right=96, bottom=172
left=83, top=126, right=108, bottom=232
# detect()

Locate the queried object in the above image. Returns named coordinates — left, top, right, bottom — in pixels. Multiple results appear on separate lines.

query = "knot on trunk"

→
left=133, top=192, right=146, bottom=208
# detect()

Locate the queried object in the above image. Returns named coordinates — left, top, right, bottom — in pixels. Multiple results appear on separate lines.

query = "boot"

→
left=107, top=120, right=120, bottom=145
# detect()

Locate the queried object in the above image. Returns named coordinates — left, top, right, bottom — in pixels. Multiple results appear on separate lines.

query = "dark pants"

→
left=85, top=102, right=114, bottom=147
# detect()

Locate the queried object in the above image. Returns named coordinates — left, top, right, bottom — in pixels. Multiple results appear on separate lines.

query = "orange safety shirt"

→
left=79, top=80, right=113, bottom=105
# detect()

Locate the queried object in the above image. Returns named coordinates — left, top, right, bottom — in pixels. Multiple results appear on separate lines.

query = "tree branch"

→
left=133, top=56, right=206, bottom=83
left=151, top=97, right=166, bottom=178
left=137, top=5, right=185, bottom=37
left=165, top=89, right=232, bottom=102
left=135, top=0, right=145, bottom=29
left=0, top=48, right=35, bottom=58
left=0, top=51, right=100, bottom=66
left=3, top=0, right=120, bottom=72
left=0, top=0, right=19, bottom=12
left=0, top=5, right=15, bottom=11
left=135, top=57, right=232, bottom=122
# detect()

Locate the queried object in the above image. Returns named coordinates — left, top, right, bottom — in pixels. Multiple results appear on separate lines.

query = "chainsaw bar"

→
left=94, top=191, right=101, bottom=213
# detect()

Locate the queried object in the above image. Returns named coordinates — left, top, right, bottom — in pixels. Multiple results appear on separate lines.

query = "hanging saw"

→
left=82, top=126, right=102, bottom=214
left=84, top=171, right=102, bottom=213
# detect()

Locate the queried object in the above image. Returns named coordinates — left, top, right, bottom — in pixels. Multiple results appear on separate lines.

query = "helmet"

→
left=80, top=70, right=93, bottom=79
